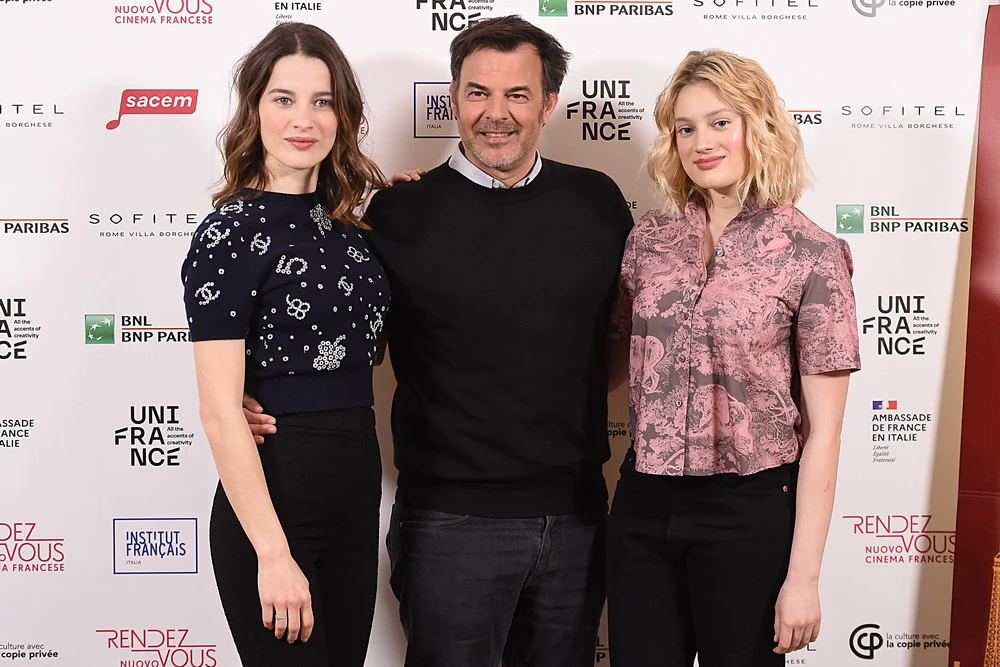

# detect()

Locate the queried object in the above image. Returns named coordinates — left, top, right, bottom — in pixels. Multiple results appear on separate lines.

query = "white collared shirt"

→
left=448, top=143, right=543, bottom=189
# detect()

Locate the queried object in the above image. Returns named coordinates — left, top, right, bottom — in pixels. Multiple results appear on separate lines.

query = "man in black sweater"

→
left=248, top=15, right=632, bottom=666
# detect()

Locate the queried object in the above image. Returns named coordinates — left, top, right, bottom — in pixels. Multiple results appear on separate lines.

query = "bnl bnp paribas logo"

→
left=835, top=204, right=968, bottom=235
left=853, top=0, right=957, bottom=18
left=540, top=0, right=673, bottom=16
left=84, top=314, right=189, bottom=344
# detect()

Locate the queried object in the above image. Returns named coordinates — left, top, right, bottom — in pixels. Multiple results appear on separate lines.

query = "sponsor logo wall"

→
left=0, top=0, right=988, bottom=665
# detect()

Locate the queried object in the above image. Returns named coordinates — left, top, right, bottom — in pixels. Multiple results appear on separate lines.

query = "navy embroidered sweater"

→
left=181, top=190, right=389, bottom=415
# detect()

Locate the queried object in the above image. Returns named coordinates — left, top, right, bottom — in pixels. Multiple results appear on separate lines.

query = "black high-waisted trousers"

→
left=210, top=406, right=382, bottom=667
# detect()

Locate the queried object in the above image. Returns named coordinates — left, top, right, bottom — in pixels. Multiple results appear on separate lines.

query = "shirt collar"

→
left=448, top=143, right=543, bottom=189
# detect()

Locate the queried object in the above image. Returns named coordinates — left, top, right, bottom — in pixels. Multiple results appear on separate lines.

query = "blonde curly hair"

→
left=647, top=49, right=809, bottom=213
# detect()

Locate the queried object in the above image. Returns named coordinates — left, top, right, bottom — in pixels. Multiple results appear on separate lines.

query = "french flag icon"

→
left=872, top=400, right=898, bottom=410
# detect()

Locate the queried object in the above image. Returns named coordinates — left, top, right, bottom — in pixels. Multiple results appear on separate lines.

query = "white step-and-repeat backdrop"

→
left=0, top=0, right=991, bottom=665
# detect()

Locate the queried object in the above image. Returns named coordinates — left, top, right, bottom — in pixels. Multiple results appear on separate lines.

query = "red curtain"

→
left=950, top=6, right=1000, bottom=665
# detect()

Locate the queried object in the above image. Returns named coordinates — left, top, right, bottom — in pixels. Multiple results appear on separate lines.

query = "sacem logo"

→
left=850, top=624, right=884, bottom=659
left=106, top=89, right=198, bottom=130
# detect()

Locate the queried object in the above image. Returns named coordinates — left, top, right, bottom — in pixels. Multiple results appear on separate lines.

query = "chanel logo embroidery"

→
left=250, top=232, right=271, bottom=256
left=195, top=282, right=221, bottom=306
left=220, top=201, right=244, bottom=216
left=200, top=220, right=231, bottom=249
left=313, top=335, right=347, bottom=371
left=338, top=276, right=354, bottom=296
left=370, top=310, right=383, bottom=335
left=346, top=246, right=369, bottom=263
left=276, top=256, right=308, bottom=275
left=286, top=294, right=311, bottom=320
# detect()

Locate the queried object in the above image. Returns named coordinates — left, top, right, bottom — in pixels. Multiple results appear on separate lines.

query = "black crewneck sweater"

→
left=182, top=190, right=389, bottom=415
left=367, top=159, right=633, bottom=517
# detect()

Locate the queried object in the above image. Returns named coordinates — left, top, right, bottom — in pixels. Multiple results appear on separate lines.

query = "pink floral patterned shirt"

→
left=612, top=201, right=861, bottom=476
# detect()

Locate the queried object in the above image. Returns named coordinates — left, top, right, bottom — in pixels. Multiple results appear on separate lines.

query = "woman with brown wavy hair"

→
left=181, top=22, right=388, bottom=667
left=607, top=49, right=860, bottom=666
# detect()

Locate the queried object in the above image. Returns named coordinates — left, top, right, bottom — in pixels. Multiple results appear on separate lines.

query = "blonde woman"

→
left=607, top=49, right=860, bottom=666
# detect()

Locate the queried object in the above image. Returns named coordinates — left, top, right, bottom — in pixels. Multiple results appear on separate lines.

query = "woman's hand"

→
left=773, top=574, right=820, bottom=653
left=258, top=552, right=314, bottom=643
left=389, top=169, right=426, bottom=185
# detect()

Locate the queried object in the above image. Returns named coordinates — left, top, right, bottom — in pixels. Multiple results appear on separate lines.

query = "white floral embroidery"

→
left=286, top=294, right=311, bottom=320
left=311, top=204, right=333, bottom=236
left=313, top=335, right=347, bottom=371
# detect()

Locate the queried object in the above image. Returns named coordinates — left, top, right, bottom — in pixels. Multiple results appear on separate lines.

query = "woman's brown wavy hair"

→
left=212, top=22, right=386, bottom=228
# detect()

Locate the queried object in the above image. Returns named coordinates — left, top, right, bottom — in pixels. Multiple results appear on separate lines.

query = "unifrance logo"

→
left=842, top=514, right=955, bottom=565
left=1, top=298, right=41, bottom=361
left=115, top=405, right=196, bottom=467
left=862, top=295, right=939, bottom=356
left=113, top=518, right=197, bottom=574
left=0, top=522, right=65, bottom=574
left=415, top=0, right=496, bottom=31
left=835, top=204, right=968, bottom=234
left=413, top=82, right=458, bottom=139
left=114, top=0, right=214, bottom=25
left=96, top=629, right=218, bottom=667
left=566, top=80, right=644, bottom=141
left=106, top=89, right=198, bottom=130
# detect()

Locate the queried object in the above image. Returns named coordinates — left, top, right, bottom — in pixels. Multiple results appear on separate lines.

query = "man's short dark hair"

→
left=449, top=15, right=571, bottom=98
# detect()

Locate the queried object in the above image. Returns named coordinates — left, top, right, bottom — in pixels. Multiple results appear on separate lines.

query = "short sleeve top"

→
left=611, top=201, right=861, bottom=476
left=181, top=190, right=390, bottom=415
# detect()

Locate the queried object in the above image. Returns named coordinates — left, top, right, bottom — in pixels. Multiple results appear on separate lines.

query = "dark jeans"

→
left=211, top=407, right=382, bottom=667
left=607, top=461, right=798, bottom=667
left=386, top=504, right=607, bottom=667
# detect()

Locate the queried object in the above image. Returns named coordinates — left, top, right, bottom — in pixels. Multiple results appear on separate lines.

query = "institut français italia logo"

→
left=836, top=205, right=865, bottom=234
left=539, top=0, right=568, bottom=15
left=84, top=315, right=115, bottom=344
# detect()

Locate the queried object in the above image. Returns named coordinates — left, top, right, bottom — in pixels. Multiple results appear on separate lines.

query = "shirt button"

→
left=681, top=312, right=690, bottom=321
left=675, top=400, right=683, bottom=408
left=782, top=485, right=789, bottom=493
left=678, top=355, right=686, bottom=363
left=715, top=248, right=725, bottom=257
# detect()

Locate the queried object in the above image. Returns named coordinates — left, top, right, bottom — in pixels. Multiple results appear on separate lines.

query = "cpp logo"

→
left=850, top=624, right=884, bottom=660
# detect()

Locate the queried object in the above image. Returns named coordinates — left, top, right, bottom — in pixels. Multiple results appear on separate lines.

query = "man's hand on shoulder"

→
left=388, top=169, right=426, bottom=186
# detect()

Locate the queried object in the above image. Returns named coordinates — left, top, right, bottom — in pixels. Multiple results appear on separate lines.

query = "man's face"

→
left=451, top=44, right=558, bottom=183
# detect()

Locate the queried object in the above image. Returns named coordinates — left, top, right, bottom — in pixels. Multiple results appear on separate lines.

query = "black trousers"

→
left=210, top=407, right=382, bottom=667
left=607, top=458, right=797, bottom=667
left=386, top=505, right=607, bottom=667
